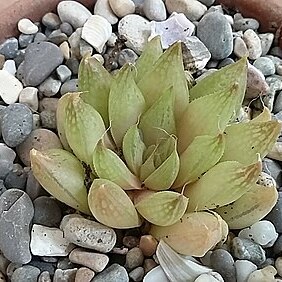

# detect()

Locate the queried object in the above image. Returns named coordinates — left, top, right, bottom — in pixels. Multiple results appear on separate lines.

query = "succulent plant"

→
left=30, top=37, right=281, bottom=257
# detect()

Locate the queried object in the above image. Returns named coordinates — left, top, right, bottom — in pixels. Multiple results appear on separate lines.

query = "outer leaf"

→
left=144, top=137, right=180, bottom=191
left=79, top=56, right=112, bottom=126
left=64, top=93, right=106, bottom=165
left=139, top=88, right=176, bottom=146
left=190, top=57, right=247, bottom=115
left=215, top=183, right=278, bottom=229
left=30, top=149, right=90, bottom=214
left=137, top=42, right=189, bottom=120
left=88, top=179, right=142, bottom=229
left=109, top=65, right=145, bottom=148
left=135, top=191, right=188, bottom=226
left=185, top=159, right=262, bottom=211
left=56, top=94, right=72, bottom=151
left=93, top=142, right=141, bottom=189
left=135, top=36, right=163, bottom=82
left=173, top=134, right=225, bottom=188
left=150, top=211, right=225, bottom=256
left=221, top=121, right=281, bottom=165
left=177, top=83, right=241, bottom=153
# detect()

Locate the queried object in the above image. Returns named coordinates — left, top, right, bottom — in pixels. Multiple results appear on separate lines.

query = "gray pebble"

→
left=274, top=91, right=282, bottom=114
left=243, top=29, right=262, bottom=60
left=33, top=196, right=62, bottom=227
left=266, top=75, right=282, bottom=92
left=259, top=33, right=275, bottom=56
left=33, top=32, right=47, bottom=43
left=197, top=12, right=233, bottom=60
left=0, top=37, right=19, bottom=59
left=79, top=39, right=93, bottom=57
left=60, top=22, right=73, bottom=37
left=42, top=12, right=61, bottom=30
left=125, top=247, right=144, bottom=270
left=56, top=65, right=72, bottom=82
left=198, top=0, right=215, bottom=6
left=231, top=237, right=266, bottom=266
left=210, top=249, right=236, bottom=282
left=143, top=0, right=166, bottom=21
left=4, top=164, right=27, bottom=190
left=40, top=110, right=56, bottom=129
left=234, top=18, right=259, bottom=32
left=65, top=58, right=79, bottom=75
left=129, top=267, right=145, bottom=282
left=53, top=268, right=77, bottom=282
left=218, top=58, right=234, bottom=68
left=1, top=103, right=33, bottom=147
left=0, top=250, right=9, bottom=274
left=23, top=42, right=64, bottom=86
left=14, top=49, right=25, bottom=67
left=6, top=263, right=22, bottom=281
left=18, top=34, right=34, bottom=48
left=60, top=79, right=78, bottom=95
left=0, top=180, right=7, bottom=196
left=273, top=235, right=282, bottom=256
left=25, top=170, right=47, bottom=201
left=0, top=161, right=13, bottom=180
left=0, top=143, right=16, bottom=163
left=38, top=271, right=52, bottom=282
left=0, top=189, right=33, bottom=264
left=48, top=30, right=68, bottom=46
left=93, top=264, right=129, bottom=282
left=270, top=47, right=282, bottom=59
left=11, top=265, right=40, bottom=282
left=39, top=76, right=61, bottom=97
left=118, top=48, right=138, bottom=66
left=253, top=57, right=275, bottom=76
left=262, top=158, right=282, bottom=187
left=265, top=192, right=282, bottom=232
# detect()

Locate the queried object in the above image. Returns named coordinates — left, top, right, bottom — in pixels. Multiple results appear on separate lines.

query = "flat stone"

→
left=109, top=0, right=135, bottom=18
left=233, top=18, right=259, bottom=32
left=23, top=42, right=64, bottom=86
left=0, top=189, right=33, bottom=264
left=42, top=12, right=61, bottom=30
left=253, top=57, right=275, bottom=76
left=118, top=15, right=151, bottom=55
left=30, top=224, right=75, bottom=256
left=93, top=264, right=129, bottom=282
left=39, top=76, right=61, bottom=97
left=259, top=33, right=275, bottom=56
left=243, top=29, right=262, bottom=60
left=197, top=12, right=233, bottom=60
left=60, top=214, right=116, bottom=253
left=57, top=1, right=92, bottom=29
left=143, top=0, right=166, bottom=21
left=19, top=87, right=38, bottom=111
left=94, top=0, right=118, bottom=25
left=16, top=128, right=62, bottom=166
left=0, top=70, right=23, bottom=104
left=53, top=268, right=77, bottom=282
left=166, top=0, right=207, bottom=22
left=69, top=248, right=109, bottom=272
left=0, top=38, right=19, bottom=59
left=33, top=196, right=62, bottom=227
left=11, top=265, right=40, bottom=282
left=1, top=103, right=33, bottom=147
left=17, top=18, right=38, bottom=35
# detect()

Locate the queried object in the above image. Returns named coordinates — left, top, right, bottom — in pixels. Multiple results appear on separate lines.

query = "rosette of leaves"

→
left=30, top=37, right=281, bottom=257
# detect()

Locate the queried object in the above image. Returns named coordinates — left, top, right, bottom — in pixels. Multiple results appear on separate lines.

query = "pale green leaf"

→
left=79, top=56, right=112, bottom=127
left=122, top=124, right=146, bottom=176
left=173, top=134, right=225, bottom=188
left=109, top=64, right=145, bottom=148
left=221, top=120, right=281, bottom=165
left=93, top=141, right=141, bottom=189
left=88, top=179, right=142, bottom=229
left=30, top=149, right=90, bottom=214
left=185, top=159, right=262, bottom=211
left=140, top=146, right=157, bottom=182
left=135, top=191, right=188, bottom=226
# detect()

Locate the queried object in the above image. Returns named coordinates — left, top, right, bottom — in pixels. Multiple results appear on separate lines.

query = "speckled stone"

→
left=92, top=264, right=129, bottom=282
left=253, top=57, right=275, bottom=76
left=11, top=265, right=40, bottom=282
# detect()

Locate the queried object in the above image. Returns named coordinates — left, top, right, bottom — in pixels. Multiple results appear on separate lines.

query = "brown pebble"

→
left=123, top=236, right=140, bottom=249
left=143, top=259, right=158, bottom=274
left=125, top=247, right=144, bottom=270
left=139, top=235, right=158, bottom=257
left=75, top=267, right=95, bottom=282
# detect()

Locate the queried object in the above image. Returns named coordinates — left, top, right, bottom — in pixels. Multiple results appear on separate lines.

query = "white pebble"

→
left=3, top=60, right=16, bottom=76
left=243, top=29, right=262, bottom=60
left=18, top=18, right=38, bottom=34
left=19, top=87, right=39, bottom=111
left=107, top=32, right=118, bottom=47
left=118, top=14, right=151, bottom=54
left=94, top=0, right=118, bottom=25
left=109, top=0, right=135, bottom=18
left=30, top=224, right=75, bottom=256
left=235, top=260, right=257, bottom=282
left=92, top=54, right=105, bottom=65
left=247, top=265, right=277, bottom=282
left=0, top=70, right=23, bottom=104
left=59, top=41, right=70, bottom=60
left=143, top=0, right=167, bottom=21
left=56, top=65, right=72, bottom=83
left=234, top=37, right=249, bottom=58
left=82, top=15, right=112, bottom=53
left=194, top=272, right=224, bottom=282
left=238, top=220, right=278, bottom=247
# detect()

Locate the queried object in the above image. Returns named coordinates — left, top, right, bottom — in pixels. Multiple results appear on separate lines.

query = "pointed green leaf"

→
left=144, top=137, right=180, bottom=191
left=221, top=121, right=281, bottom=165
left=135, top=36, right=163, bottom=82
left=185, top=159, right=262, bottom=211
left=122, top=124, right=146, bottom=176
left=56, top=94, right=72, bottom=151
left=173, top=134, right=225, bottom=188
left=64, top=93, right=106, bottom=165
left=215, top=183, right=278, bottom=229
left=140, top=146, right=157, bottom=181
left=30, top=149, right=90, bottom=214
left=88, top=179, right=142, bottom=229
left=93, top=142, right=141, bottom=189
left=143, top=144, right=157, bottom=161
left=137, top=42, right=189, bottom=120
left=190, top=57, right=247, bottom=116
left=135, top=191, right=188, bottom=226
left=109, top=65, right=145, bottom=148
left=79, top=56, right=112, bottom=126
left=177, top=83, right=242, bottom=153
left=139, top=88, right=176, bottom=146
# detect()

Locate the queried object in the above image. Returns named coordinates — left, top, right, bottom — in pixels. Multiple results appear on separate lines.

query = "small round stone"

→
left=92, top=263, right=128, bottom=282
left=60, top=79, right=78, bottom=95
left=139, top=235, right=158, bottom=257
left=48, top=30, right=68, bottom=46
left=60, top=22, right=73, bottom=37
left=38, top=271, right=52, bottom=282
left=143, top=0, right=166, bottom=21
left=129, top=267, right=145, bottom=282
left=118, top=48, right=138, bottom=66
left=109, top=0, right=136, bottom=18
left=18, top=33, right=34, bottom=48
left=42, top=13, right=61, bottom=30
left=18, top=18, right=38, bottom=35
left=125, top=247, right=144, bottom=270
left=0, top=143, right=16, bottom=163
left=53, top=268, right=77, bottom=282
left=253, top=57, right=275, bottom=76
left=56, top=65, right=72, bottom=83
left=243, top=29, right=262, bottom=60
left=235, top=259, right=257, bottom=282
left=19, top=87, right=39, bottom=111
left=39, top=76, right=62, bottom=97
left=11, top=265, right=40, bottom=282
left=234, top=18, right=259, bottom=32
left=34, top=32, right=47, bottom=43
left=75, top=267, right=95, bottom=282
